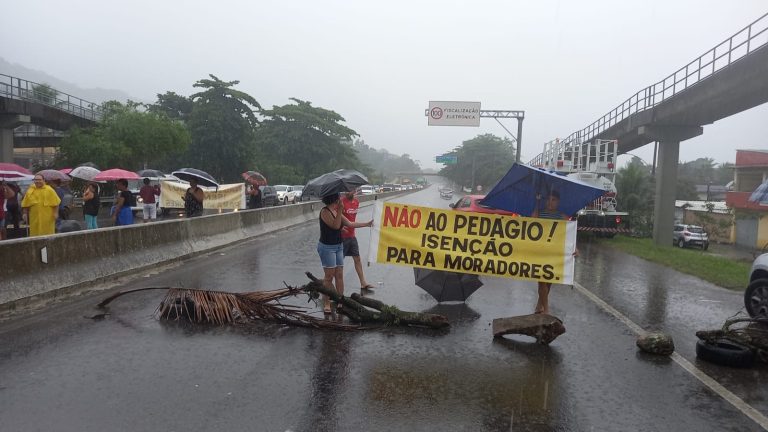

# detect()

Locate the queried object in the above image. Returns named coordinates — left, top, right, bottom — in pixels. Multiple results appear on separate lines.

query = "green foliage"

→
left=438, top=134, right=515, bottom=190
left=56, top=101, right=190, bottom=170
left=182, top=75, right=262, bottom=182
left=597, top=236, right=749, bottom=290
left=255, top=98, right=360, bottom=183
left=616, top=161, right=655, bottom=236
left=149, top=91, right=194, bottom=121
left=32, top=83, right=58, bottom=104
left=353, top=139, right=420, bottom=183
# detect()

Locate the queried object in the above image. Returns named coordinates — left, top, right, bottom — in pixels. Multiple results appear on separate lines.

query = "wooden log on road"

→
left=492, top=314, right=566, bottom=344
left=304, top=272, right=449, bottom=329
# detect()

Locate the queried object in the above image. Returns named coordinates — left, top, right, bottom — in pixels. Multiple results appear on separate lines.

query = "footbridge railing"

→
left=532, top=12, right=768, bottom=160
left=0, top=73, right=103, bottom=122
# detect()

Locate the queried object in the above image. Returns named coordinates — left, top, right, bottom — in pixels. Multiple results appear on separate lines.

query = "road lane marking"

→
left=573, top=281, right=768, bottom=431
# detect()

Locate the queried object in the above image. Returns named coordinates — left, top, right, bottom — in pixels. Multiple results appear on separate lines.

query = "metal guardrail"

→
left=532, top=12, right=768, bottom=161
left=0, top=73, right=103, bottom=122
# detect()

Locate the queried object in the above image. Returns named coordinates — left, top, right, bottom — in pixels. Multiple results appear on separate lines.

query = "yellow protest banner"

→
left=368, top=202, right=577, bottom=284
left=159, top=181, right=245, bottom=210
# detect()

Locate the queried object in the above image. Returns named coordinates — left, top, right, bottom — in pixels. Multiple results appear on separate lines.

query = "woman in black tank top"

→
left=317, top=193, right=373, bottom=314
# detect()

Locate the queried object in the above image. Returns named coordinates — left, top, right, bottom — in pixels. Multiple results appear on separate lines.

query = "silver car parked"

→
left=672, top=224, right=709, bottom=250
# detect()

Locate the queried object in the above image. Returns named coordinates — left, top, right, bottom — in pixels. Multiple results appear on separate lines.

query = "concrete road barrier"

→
left=0, top=191, right=406, bottom=312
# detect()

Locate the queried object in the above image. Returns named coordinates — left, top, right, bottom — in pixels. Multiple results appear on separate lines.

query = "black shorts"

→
left=343, top=237, right=360, bottom=257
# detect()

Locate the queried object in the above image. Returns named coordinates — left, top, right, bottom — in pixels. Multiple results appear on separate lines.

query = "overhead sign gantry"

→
left=425, top=101, right=525, bottom=162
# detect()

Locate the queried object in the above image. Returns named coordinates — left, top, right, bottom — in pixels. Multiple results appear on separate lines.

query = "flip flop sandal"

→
left=361, top=284, right=375, bottom=290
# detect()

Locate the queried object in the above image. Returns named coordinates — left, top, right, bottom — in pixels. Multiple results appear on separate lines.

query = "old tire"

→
left=745, top=278, right=768, bottom=318
left=678, top=238, right=685, bottom=248
left=696, top=339, right=754, bottom=368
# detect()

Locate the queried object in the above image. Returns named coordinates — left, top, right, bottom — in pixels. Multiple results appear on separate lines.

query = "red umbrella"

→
left=94, top=168, right=141, bottom=181
left=0, top=162, right=33, bottom=181
left=242, top=170, right=268, bottom=186
left=59, top=168, right=73, bottom=175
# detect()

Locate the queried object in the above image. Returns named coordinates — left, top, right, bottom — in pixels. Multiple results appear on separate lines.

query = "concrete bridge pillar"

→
left=639, top=125, right=703, bottom=246
left=0, top=114, right=31, bottom=163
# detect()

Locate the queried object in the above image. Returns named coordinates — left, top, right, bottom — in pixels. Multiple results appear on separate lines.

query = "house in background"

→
left=694, top=184, right=729, bottom=201
left=674, top=200, right=731, bottom=243
left=725, top=149, right=768, bottom=248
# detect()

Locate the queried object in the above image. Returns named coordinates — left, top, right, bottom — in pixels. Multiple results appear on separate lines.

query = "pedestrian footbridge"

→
left=0, top=74, right=102, bottom=163
left=531, top=12, right=768, bottom=246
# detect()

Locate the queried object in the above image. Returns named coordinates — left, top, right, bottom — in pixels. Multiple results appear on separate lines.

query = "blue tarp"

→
left=479, top=163, right=607, bottom=217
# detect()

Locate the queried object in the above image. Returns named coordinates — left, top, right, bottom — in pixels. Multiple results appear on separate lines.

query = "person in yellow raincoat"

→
left=21, top=175, right=61, bottom=237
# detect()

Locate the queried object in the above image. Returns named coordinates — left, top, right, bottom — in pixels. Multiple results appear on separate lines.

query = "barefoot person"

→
left=317, top=193, right=373, bottom=314
left=340, top=189, right=375, bottom=291
left=532, top=190, right=577, bottom=315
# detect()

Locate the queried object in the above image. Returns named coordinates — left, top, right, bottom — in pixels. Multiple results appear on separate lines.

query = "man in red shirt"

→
left=138, top=178, right=160, bottom=223
left=341, top=189, right=375, bottom=290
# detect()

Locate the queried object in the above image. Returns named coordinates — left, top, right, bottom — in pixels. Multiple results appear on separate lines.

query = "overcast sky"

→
left=2, top=1, right=767, bottom=170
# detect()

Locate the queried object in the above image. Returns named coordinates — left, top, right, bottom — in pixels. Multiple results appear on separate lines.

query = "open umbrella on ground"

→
left=242, top=170, right=268, bottom=186
left=69, top=166, right=102, bottom=182
left=94, top=168, right=141, bottom=182
left=480, top=163, right=607, bottom=217
left=172, top=168, right=219, bottom=188
left=304, top=169, right=368, bottom=198
left=0, top=163, right=34, bottom=181
left=414, top=268, right=483, bottom=303
left=36, top=169, right=71, bottom=182
left=749, top=182, right=768, bottom=204
left=136, top=169, right=165, bottom=179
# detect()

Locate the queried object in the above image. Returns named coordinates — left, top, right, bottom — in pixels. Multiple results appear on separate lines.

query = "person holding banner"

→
left=341, top=190, right=375, bottom=291
left=317, top=193, right=373, bottom=314
left=183, top=178, right=205, bottom=218
left=533, top=190, right=576, bottom=315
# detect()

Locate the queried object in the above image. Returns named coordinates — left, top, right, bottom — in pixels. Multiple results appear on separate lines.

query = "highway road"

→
left=1, top=185, right=766, bottom=431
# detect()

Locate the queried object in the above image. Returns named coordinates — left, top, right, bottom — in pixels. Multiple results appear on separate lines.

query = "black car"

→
left=259, top=185, right=278, bottom=206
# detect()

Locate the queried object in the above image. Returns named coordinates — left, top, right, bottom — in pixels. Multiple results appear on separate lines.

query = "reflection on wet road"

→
left=0, top=185, right=766, bottom=431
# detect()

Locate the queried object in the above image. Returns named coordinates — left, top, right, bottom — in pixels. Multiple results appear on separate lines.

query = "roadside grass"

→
left=592, top=235, right=750, bottom=290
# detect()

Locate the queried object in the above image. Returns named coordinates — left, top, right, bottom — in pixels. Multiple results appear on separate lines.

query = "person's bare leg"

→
left=352, top=255, right=369, bottom=288
left=535, top=282, right=551, bottom=314
left=322, top=267, right=336, bottom=313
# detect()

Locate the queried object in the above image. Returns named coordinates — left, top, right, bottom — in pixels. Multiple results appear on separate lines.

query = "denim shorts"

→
left=317, top=242, right=344, bottom=268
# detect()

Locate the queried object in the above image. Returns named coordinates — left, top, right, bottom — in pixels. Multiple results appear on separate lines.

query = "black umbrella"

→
left=413, top=268, right=483, bottom=302
left=171, top=168, right=219, bottom=188
left=304, top=169, right=368, bottom=198
left=136, top=169, right=166, bottom=179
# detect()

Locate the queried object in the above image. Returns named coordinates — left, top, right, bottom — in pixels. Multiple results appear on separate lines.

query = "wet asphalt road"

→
left=1, top=186, right=767, bottom=431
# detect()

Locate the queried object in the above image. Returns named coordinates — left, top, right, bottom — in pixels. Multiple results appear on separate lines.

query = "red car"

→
left=449, top=195, right=518, bottom=216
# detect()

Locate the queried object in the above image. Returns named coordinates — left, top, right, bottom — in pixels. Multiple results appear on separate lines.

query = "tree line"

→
left=55, top=75, right=420, bottom=184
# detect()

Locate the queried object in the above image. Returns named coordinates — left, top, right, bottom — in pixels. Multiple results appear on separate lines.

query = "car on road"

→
left=274, top=185, right=295, bottom=205
left=440, top=188, right=453, bottom=199
left=358, top=185, right=375, bottom=195
left=259, top=185, right=278, bottom=207
left=291, top=185, right=304, bottom=202
left=449, top=194, right=517, bottom=216
left=672, top=224, right=709, bottom=250
left=746, top=253, right=768, bottom=317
